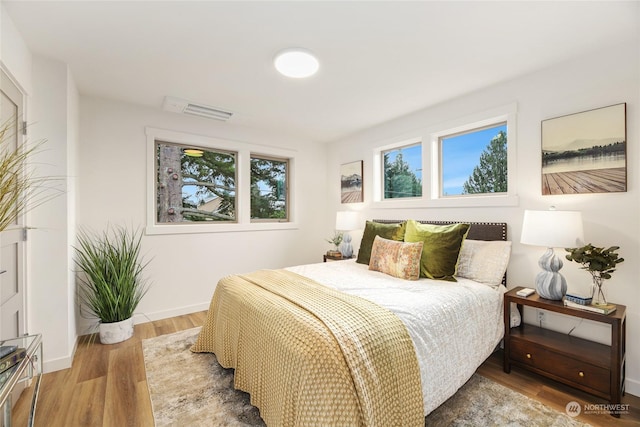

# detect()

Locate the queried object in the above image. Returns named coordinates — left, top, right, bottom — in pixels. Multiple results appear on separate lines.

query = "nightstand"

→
left=323, top=254, right=353, bottom=262
left=504, top=287, right=626, bottom=417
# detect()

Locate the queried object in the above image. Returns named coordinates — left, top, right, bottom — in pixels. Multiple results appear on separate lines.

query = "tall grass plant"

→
left=75, top=226, right=150, bottom=324
left=0, top=118, right=57, bottom=231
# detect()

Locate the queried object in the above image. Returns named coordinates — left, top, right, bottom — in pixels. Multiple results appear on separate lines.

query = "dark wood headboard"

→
left=372, top=220, right=507, bottom=241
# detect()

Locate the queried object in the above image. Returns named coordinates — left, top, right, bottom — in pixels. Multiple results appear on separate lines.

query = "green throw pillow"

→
left=356, top=221, right=407, bottom=265
left=404, top=220, right=470, bottom=281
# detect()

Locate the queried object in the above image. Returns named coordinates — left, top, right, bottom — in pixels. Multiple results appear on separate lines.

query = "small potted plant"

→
left=565, top=244, right=624, bottom=305
left=325, top=231, right=344, bottom=258
left=75, top=225, right=150, bottom=344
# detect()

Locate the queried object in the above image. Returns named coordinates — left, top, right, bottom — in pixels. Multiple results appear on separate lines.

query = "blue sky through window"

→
left=384, top=143, right=423, bottom=181
left=441, top=124, right=506, bottom=196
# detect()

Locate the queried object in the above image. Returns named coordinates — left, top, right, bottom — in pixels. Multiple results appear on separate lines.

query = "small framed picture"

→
left=541, top=103, right=626, bottom=195
left=340, top=161, right=363, bottom=203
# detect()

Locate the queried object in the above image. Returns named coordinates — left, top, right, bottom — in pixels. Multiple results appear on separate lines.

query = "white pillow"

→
left=456, top=240, right=512, bottom=287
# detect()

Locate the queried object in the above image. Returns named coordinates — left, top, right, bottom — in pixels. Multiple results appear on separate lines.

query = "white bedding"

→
left=286, top=259, right=505, bottom=415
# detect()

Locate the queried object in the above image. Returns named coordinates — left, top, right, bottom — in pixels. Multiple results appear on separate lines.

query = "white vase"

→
left=99, top=317, right=134, bottom=344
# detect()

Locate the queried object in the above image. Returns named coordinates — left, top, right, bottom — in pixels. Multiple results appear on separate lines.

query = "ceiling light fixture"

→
left=184, top=148, right=204, bottom=157
left=274, top=48, right=319, bottom=78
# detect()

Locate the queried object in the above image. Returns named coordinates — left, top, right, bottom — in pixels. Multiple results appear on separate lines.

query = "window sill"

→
left=145, top=221, right=299, bottom=235
left=372, top=194, right=519, bottom=209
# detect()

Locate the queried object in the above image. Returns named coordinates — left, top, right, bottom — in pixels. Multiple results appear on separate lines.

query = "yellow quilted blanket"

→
left=191, top=269, right=423, bottom=426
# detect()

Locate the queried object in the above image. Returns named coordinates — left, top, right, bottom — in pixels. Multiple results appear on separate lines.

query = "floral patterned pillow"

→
left=368, top=236, right=424, bottom=280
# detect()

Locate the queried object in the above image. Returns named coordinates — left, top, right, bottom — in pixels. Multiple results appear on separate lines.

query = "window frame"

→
left=156, top=140, right=239, bottom=224
left=249, top=153, right=290, bottom=223
left=380, top=140, right=423, bottom=201
left=437, top=120, right=508, bottom=198
left=373, top=137, right=425, bottom=206
left=146, top=127, right=297, bottom=235
left=372, top=103, right=518, bottom=209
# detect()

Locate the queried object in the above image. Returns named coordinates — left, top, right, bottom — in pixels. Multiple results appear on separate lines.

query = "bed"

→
left=192, top=220, right=510, bottom=426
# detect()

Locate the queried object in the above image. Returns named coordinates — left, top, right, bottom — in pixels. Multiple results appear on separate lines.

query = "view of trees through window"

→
left=383, top=143, right=422, bottom=199
left=440, top=123, right=507, bottom=196
left=156, top=142, right=289, bottom=224
left=156, top=142, right=237, bottom=223
left=250, top=156, right=288, bottom=220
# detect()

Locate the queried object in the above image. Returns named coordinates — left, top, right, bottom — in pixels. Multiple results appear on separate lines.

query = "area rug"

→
left=142, top=327, right=590, bottom=427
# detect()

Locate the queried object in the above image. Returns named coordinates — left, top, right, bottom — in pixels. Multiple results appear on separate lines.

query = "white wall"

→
left=326, top=41, right=640, bottom=396
left=29, top=56, right=79, bottom=372
left=0, top=3, right=31, bottom=95
left=66, top=65, right=79, bottom=363
left=77, top=97, right=329, bottom=331
left=1, top=4, right=79, bottom=373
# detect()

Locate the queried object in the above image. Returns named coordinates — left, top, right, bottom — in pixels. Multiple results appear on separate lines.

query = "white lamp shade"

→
left=335, top=211, right=359, bottom=231
left=520, top=210, right=584, bottom=248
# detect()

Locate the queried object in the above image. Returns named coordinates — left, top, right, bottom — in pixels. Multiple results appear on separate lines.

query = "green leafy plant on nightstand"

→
left=565, top=244, right=624, bottom=305
left=325, top=231, right=343, bottom=252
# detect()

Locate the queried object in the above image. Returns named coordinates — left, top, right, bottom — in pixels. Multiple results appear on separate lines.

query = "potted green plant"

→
left=75, top=225, right=150, bottom=344
left=325, top=231, right=343, bottom=257
left=565, top=244, right=624, bottom=305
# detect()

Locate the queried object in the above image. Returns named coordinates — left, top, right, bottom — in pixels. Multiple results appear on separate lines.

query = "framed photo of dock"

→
left=541, top=103, right=626, bottom=195
left=340, top=160, right=363, bottom=203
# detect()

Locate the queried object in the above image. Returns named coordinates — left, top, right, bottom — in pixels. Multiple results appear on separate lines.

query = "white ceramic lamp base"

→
left=340, top=233, right=353, bottom=258
left=534, top=248, right=567, bottom=300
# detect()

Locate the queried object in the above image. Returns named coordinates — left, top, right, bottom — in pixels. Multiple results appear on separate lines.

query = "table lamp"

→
left=520, top=209, right=584, bottom=300
left=335, top=211, right=359, bottom=258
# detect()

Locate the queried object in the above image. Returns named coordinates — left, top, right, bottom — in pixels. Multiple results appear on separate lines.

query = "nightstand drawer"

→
left=511, top=337, right=610, bottom=394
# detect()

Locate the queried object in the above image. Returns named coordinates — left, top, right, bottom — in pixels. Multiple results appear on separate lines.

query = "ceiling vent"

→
left=162, top=96, right=233, bottom=121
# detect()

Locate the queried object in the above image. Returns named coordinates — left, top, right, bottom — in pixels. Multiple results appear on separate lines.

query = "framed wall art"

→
left=340, top=160, right=363, bottom=203
left=541, top=103, right=626, bottom=195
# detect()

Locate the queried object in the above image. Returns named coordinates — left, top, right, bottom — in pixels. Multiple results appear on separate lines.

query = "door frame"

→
left=0, top=66, right=28, bottom=339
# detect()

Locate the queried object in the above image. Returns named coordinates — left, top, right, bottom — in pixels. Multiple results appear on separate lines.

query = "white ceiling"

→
left=3, top=1, right=638, bottom=143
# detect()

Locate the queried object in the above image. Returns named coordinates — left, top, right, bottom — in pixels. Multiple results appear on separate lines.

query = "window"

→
left=439, top=122, right=507, bottom=197
left=373, top=103, right=517, bottom=208
left=250, top=155, right=289, bottom=221
left=156, top=141, right=237, bottom=223
left=382, top=142, right=422, bottom=199
left=146, top=127, right=297, bottom=234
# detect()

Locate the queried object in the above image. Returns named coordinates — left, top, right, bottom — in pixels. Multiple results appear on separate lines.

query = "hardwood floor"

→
left=477, top=352, right=640, bottom=426
left=13, top=311, right=640, bottom=426
left=12, top=312, right=208, bottom=427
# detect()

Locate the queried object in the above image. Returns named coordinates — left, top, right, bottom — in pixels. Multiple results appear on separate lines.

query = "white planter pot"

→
left=99, top=317, right=134, bottom=344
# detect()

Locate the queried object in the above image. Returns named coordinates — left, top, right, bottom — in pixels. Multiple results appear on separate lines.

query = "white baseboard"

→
left=65, top=302, right=208, bottom=373
left=625, top=377, right=639, bottom=398
left=43, top=351, right=74, bottom=374
left=42, top=333, right=78, bottom=374
left=132, top=301, right=210, bottom=324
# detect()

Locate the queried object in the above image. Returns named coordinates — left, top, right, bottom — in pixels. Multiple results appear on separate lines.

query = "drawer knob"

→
left=526, top=353, right=532, bottom=359
left=579, top=371, right=585, bottom=377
